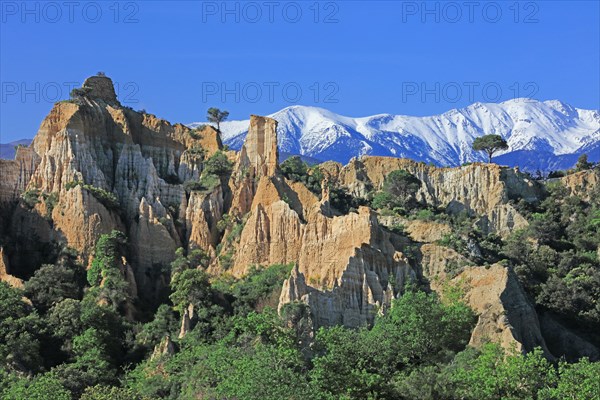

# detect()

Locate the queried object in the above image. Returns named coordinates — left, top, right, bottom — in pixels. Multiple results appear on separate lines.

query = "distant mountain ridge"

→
left=4, top=100, right=599, bottom=172
left=190, top=99, right=600, bottom=172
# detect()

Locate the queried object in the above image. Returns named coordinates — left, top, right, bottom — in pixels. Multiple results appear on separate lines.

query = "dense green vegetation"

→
left=503, top=182, right=600, bottom=343
left=371, top=169, right=422, bottom=213
left=281, top=155, right=324, bottom=196
left=4, top=267, right=597, bottom=399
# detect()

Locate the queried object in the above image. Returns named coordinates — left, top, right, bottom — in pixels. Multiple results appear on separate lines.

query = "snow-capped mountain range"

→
left=190, top=99, right=600, bottom=172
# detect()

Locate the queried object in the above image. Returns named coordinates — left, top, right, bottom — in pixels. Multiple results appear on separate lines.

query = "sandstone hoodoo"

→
left=1, top=74, right=599, bottom=398
left=80, top=74, right=121, bottom=106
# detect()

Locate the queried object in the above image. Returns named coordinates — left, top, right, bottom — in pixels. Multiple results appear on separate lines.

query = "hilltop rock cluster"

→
left=1, top=75, right=598, bottom=359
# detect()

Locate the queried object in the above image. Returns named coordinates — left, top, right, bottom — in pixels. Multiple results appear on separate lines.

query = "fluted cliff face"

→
left=0, top=146, right=39, bottom=203
left=559, top=169, right=599, bottom=200
left=214, top=115, right=415, bottom=327
left=0, top=247, right=23, bottom=288
left=0, top=76, right=224, bottom=300
left=324, top=157, right=542, bottom=237
left=52, top=185, right=126, bottom=263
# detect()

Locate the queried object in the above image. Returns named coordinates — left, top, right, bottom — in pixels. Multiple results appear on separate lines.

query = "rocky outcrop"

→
left=378, top=216, right=452, bottom=243
left=1, top=74, right=575, bottom=357
left=151, top=336, right=175, bottom=360
left=217, top=117, right=416, bottom=327
left=332, top=157, right=541, bottom=236
left=239, top=115, right=279, bottom=179
left=129, top=198, right=180, bottom=299
left=458, top=265, right=549, bottom=354
left=230, top=177, right=305, bottom=276
left=229, top=115, right=280, bottom=216
left=419, top=243, right=471, bottom=281
left=0, top=146, right=39, bottom=203
left=0, top=76, right=223, bottom=300
left=82, top=75, right=120, bottom=106
left=420, top=245, right=549, bottom=354
left=52, top=185, right=125, bottom=263
left=559, top=169, right=599, bottom=201
left=272, top=195, right=415, bottom=327
left=179, top=303, right=195, bottom=339
left=185, top=187, right=224, bottom=254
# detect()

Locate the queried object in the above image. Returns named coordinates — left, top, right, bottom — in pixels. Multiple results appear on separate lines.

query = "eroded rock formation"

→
left=0, top=76, right=224, bottom=301
left=325, top=157, right=542, bottom=236
left=0, top=73, right=582, bottom=357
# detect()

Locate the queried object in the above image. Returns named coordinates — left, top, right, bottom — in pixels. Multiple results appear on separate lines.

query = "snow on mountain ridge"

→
left=189, top=100, right=600, bottom=171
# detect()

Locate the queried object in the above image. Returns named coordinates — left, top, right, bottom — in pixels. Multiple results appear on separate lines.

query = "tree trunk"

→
left=487, top=151, right=493, bottom=163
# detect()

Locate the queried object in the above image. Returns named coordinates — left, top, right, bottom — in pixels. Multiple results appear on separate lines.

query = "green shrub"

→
left=21, top=189, right=41, bottom=209
left=280, top=156, right=323, bottom=196
left=70, top=87, right=92, bottom=99
left=81, top=385, right=148, bottom=400
left=371, top=169, right=421, bottom=212
left=330, top=187, right=367, bottom=214
left=85, top=185, right=119, bottom=210
left=414, top=208, right=435, bottom=221
left=65, top=180, right=80, bottom=190
left=217, top=213, right=235, bottom=233
left=218, top=251, right=234, bottom=270
left=64, top=182, right=119, bottom=211
left=220, top=264, right=294, bottom=314
left=183, top=180, right=204, bottom=193
left=226, top=222, right=245, bottom=244
left=42, top=192, right=59, bottom=219
left=187, top=147, right=206, bottom=157
left=389, top=223, right=406, bottom=235
left=200, top=173, right=220, bottom=191
left=205, top=151, right=233, bottom=178
left=437, top=233, right=467, bottom=254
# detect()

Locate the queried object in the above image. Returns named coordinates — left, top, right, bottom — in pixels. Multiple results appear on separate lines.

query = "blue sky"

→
left=1, top=0, right=599, bottom=142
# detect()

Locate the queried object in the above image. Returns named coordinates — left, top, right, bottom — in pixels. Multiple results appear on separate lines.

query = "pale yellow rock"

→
left=456, top=264, right=549, bottom=353
left=420, top=244, right=548, bottom=352
left=278, top=206, right=415, bottom=328
left=560, top=169, right=599, bottom=201
left=378, top=216, right=452, bottom=243
left=151, top=336, right=175, bottom=360
left=419, top=243, right=469, bottom=283
left=334, top=157, right=541, bottom=236
left=52, top=185, right=125, bottom=263
left=185, top=186, right=224, bottom=253
left=230, top=116, right=279, bottom=215
left=0, top=77, right=225, bottom=300
left=129, top=198, right=179, bottom=298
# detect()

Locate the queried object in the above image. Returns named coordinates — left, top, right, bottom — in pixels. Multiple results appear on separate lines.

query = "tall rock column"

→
left=230, top=115, right=279, bottom=215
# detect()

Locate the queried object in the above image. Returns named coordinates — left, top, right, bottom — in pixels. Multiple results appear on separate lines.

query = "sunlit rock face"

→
left=2, top=74, right=587, bottom=357
left=0, top=75, right=223, bottom=301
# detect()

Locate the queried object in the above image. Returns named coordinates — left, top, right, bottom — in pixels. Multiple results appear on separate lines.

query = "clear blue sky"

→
left=1, top=0, right=599, bottom=142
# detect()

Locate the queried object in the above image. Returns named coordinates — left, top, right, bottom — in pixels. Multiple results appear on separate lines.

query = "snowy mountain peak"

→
left=190, top=100, right=599, bottom=172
